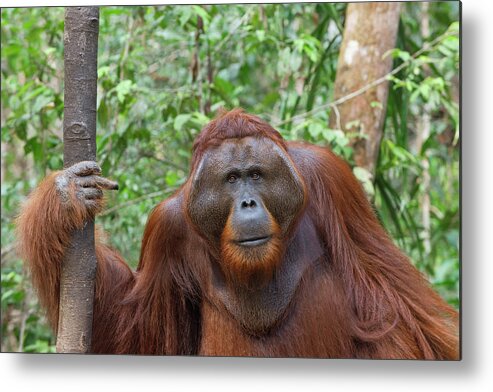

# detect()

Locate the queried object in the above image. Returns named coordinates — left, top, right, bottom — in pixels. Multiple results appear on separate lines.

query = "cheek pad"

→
left=261, top=176, right=304, bottom=236
left=187, top=166, right=231, bottom=244
left=260, top=154, right=305, bottom=236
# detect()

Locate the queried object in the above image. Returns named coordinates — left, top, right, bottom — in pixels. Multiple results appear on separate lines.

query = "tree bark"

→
left=57, top=6, right=99, bottom=353
left=329, top=3, right=401, bottom=175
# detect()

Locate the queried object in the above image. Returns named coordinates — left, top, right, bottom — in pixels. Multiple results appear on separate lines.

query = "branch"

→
left=57, top=6, right=100, bottom=354
left=140, top=152, right=188, bottom=172
left=100, top=188, right=174, bottom=217
left=275, top=29, right=457, bottom=128
left=211, top=8, right=253, bottom=57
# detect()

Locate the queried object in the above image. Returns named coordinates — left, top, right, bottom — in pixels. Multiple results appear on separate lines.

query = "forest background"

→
left=1, top=2, right=459, bottom=353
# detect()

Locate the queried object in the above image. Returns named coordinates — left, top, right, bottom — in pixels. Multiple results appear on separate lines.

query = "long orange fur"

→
left=16, top=109, right=459, bottom=358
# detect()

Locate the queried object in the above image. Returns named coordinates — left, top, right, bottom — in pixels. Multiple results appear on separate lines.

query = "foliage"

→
left=1, top=3, right=459, bottom=352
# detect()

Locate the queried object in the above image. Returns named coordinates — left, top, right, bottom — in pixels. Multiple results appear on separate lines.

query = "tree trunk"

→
left=329, top=3, right=401, bottom=175
left=56, top=6, right=99, bottom=353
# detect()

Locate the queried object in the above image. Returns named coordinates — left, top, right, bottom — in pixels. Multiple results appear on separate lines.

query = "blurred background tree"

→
left=1, top=2, right=459, bottom=353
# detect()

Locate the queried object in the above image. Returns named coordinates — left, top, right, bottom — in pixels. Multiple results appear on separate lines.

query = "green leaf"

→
left=179, top=7, right=192, bottom=27
left=255, top=30, right=266, bottom=42
left=353, top=167, right=375, bottom=198
left=191, top=112, right=210, bottom=128
left=293, top=34, right=321, bottom=63
left=165, top=170, right=179, bottom=186
left=214, top=77, right=234, bottom=95
left=192, top=5, right=210, bottom=28
left=48, top=155, right=62, bottom=170
left=353, top=167, right=372, bottom=182
left=370, top=101, right=383, bottom=109
left=24, top=137, right=43, bottom=164
left=174, top=114, right=191, bottom=132
left=262, top=92, right=281, bottom=107
left=448, top=21, right=459, bottom=33
left=387, top=48, right=411, bottom=62
left=32, top=93, right=53, bottom=114
left=115, top=80, right=133, bottom=103
left=97, top=65, right=111, bottom=78
left=308, top=123, right=323, bottom=138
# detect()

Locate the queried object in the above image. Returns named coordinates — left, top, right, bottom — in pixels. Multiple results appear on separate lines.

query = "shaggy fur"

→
left=17, top=108, right=459, bottom=358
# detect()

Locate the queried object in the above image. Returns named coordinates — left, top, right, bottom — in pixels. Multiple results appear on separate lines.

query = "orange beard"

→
left=220, top=211, right=283, bottom=288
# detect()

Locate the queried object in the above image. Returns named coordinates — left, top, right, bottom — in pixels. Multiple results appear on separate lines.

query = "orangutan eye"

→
left=227, top=174, right=238, bottom=183
left=251, top=172, right=260, bottom=180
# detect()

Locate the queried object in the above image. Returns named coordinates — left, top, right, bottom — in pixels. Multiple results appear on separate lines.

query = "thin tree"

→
left=329, top=3, right=401, bottom=176
left=56, top=6, right=100, bottom=353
